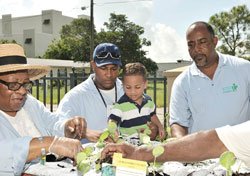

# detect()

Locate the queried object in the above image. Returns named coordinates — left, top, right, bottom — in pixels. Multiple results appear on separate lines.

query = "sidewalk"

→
left=156, top=107, right=168, bottom=126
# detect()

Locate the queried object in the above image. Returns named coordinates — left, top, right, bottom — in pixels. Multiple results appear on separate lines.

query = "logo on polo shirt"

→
left=222, top=83, right=238, bottom=93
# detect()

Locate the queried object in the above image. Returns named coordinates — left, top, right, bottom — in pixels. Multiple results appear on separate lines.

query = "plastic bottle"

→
left=40, top=148, right=46, bottom=165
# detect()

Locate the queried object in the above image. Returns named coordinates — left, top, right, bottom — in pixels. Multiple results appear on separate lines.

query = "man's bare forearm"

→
left=135, top=130, right=228, bottom=163
left=160, top=130, right=228, bottom=162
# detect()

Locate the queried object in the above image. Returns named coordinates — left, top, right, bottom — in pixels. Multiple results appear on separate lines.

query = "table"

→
left=25, top=158, right=250, bottom=176
left=24, top=159, right=77, bottom=176
left=25, top=158, right=101, bottom=176
left=25, top=142, right=250, bottom=176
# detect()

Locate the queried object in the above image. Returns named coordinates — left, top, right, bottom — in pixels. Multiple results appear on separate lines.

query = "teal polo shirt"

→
left=170, top=52, right=250, bottom=133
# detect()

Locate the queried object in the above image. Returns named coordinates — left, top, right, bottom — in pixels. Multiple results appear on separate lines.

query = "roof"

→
left=27, top=58, right=90, bottom=68
left=163, top=65, right=189, bottom=77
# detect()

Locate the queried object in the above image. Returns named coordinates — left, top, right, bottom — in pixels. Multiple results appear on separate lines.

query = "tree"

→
left=0, top=39, right=17, bottom=44
left=97, top=13, right=158, bottom=74
left=44, top=18, right=95, bottom=62
left=209, top=5, right=250, bottom=59
left=44, top=13, right=158, bottom=74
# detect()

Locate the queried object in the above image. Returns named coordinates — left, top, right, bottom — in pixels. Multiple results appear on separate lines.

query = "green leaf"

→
left=152, top=145, right=165, bottom=158
left=95, top=162, right=101, bottom=172
left=93, top=151, right=101, bottom=161
left=139, top=133, right=150, bottom=144
left=219, top=151, right=236, bottom=170
left=77, top=160, right=91, bottom=175
left=144, top=128, right=151, bottom=135
left=153, top=162, right=162, bottom=168
left=96, top=141, right=105, bottom=148
left=99, top=130, right=110, bottom=142
left=82, top=146, right=94, bottom=156
left=108, top=121, right=117, bottom=134
left=76, top=152, right=87, bottom=165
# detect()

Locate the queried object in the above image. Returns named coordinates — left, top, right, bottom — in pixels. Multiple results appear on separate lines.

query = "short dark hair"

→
left=122, top=62, right=147, bottom=80
left=190, top=21, right=215, bottom=37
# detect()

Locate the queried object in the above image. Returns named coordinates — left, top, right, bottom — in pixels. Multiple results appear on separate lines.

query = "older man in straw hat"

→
left=0, top=44, right=87, bottom=175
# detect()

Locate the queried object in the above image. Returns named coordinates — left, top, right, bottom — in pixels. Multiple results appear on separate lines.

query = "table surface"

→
left=24, top=142, right=250, bottom=176
left=24, top=158, right=250, bottom=176
left=25, top=158, right=100, bottom=176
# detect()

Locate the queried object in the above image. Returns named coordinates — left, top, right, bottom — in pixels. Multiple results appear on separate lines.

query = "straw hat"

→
left=0, top=43, right=50, bottom=80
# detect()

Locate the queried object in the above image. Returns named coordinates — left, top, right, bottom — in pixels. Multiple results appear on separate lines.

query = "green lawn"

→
left=31, top=86, right=68, bottom=105
left=146, top=81, right=167, bottom=108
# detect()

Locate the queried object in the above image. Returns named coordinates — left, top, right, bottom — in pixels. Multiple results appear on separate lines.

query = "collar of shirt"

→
left=189, top=52, right=227, bottom=77
left=119, top=93, right=151, bottom=108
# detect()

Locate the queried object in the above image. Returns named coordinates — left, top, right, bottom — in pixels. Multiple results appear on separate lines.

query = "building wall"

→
left=155, top=60, right=192, bottom=78
left=0, top=10, right=88, bottom=58
left=27, top=58, right=90, bottom=77
left=163, top=66, right=188, bottom=112
left=34, top=32, right=53, bottom=57
left=1, top=14, right=12, bottom=35
left=23, top=29, right=35, bottom=57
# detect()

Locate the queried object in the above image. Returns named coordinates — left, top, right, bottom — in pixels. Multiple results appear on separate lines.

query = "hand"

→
left=147, top=122, right=158, bottom=140
left=101, top=143, right=137, bottom=160
left=85, top=129, right=102, bottom=142
left=49, top=136, right=83, bottom=162
left=158, top=126, right=166, bottom=140
left=64, top=116, right=87, bottom=139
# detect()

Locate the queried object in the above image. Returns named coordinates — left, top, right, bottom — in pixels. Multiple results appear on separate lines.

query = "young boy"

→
left=108, top=62, right=165, bottom=140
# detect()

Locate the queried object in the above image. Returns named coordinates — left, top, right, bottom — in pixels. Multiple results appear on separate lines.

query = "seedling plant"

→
left=77, top=121, right=168, bottom=176
left=219, top=151, right=236, bottom=176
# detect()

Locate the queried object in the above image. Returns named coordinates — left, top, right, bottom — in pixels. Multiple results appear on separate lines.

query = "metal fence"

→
left=30, top=69, right=168, bottom=127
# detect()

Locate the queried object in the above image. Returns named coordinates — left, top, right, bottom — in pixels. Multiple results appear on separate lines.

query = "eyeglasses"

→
left=96, top=51, right=121, bottom=59
left=0, top=79, right=33, bottom=91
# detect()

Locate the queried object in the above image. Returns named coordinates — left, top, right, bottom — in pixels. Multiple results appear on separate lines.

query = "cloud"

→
left=0, top=0, right=81, bottom=17
left=91, top=1, right=191, bottom=63
left=93, top=1, right=153, bottom=31
left=144, top=23, right=190, bottom=63
left=0, top=0, right=191, bottom=63
left=74, top=0, right=191, bottom=63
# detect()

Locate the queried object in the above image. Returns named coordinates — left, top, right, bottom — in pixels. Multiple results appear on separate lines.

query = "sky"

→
left=0, top=0, right=249, bottom=63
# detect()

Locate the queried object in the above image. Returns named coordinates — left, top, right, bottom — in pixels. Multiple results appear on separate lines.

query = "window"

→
left=43, top=19, right=50, bottom=24
left=25, top=38, right=32, bottom=44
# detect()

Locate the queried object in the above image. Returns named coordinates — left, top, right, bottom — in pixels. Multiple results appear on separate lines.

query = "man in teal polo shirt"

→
left=170, top=21, right=250, bottom=137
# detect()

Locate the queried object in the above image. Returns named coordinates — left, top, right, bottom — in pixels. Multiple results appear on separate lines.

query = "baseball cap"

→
left=93, top=43, right=122, bottom=67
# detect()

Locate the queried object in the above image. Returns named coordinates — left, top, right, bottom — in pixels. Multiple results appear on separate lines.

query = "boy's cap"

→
left=93, top=43, right=122, bottom=67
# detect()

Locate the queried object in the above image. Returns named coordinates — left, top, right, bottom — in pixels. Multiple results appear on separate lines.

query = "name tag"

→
left=112, top=153, right=147, bottom=176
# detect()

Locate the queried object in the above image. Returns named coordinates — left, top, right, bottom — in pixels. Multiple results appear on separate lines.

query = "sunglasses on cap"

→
left=0, top=79, right=33, bottom=91
left=95, top=51, right=121, bottom=59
